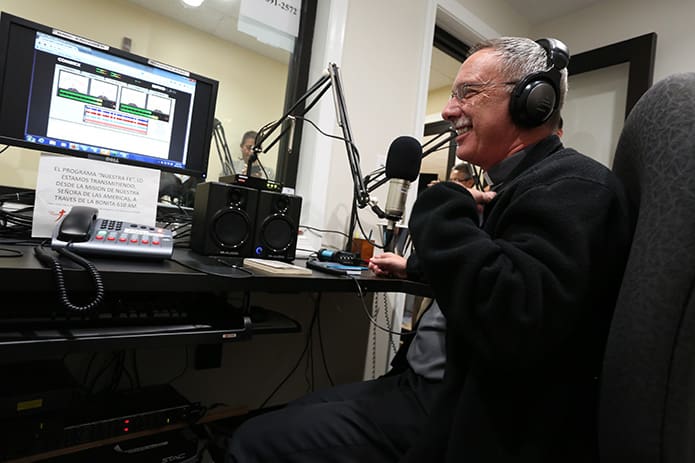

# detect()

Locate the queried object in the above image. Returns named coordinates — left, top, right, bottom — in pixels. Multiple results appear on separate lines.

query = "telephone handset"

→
left=51, top=206, right=174, bottom=259
left=56, top=206, right=98, bottom=242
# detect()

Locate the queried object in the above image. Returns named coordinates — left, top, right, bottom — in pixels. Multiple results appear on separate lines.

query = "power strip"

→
left=0, top=385, right=202, bottom=459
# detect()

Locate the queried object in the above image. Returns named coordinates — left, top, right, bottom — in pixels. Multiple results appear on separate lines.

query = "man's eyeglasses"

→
left=450, top=81, right=517, bottom=102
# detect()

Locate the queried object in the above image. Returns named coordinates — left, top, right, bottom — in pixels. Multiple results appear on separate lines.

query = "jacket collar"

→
left=486, top=134, right=563, bottom=193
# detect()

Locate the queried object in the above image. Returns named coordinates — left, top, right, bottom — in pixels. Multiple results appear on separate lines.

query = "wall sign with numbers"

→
left=240, top=0, right=301, bottom=38
left=266, top=0, right=299, bottom=17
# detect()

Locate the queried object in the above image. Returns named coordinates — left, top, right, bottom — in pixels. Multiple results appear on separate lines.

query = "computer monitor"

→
left=0, top=12, right=218, bottom=180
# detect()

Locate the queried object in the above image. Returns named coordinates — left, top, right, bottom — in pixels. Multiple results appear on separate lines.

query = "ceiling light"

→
left=181, top=0, right=205, bottom=7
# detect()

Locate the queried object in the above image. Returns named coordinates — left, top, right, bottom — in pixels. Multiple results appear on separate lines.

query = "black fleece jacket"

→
left=401, top=135, right=634, bottom=462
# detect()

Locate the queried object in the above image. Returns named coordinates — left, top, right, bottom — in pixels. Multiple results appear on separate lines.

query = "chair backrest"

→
left=600, top=72, right=695, bottom=462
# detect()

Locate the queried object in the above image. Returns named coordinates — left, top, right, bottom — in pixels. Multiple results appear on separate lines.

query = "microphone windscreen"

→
left=385, top=136, right=422, bottom=181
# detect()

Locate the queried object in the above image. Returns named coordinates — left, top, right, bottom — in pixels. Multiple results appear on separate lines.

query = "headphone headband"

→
left=535, top=38, right=570, bottom=71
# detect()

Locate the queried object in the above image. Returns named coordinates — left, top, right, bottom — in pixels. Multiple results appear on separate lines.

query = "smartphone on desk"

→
left=306, top=259, right=369, bottom=276
left=51, top=206, right=174, bottom=259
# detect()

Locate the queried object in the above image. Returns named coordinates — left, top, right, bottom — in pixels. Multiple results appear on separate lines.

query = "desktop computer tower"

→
left=251, top=190, right=302, bottom=262
left=190, top=182, right=259, bottom=257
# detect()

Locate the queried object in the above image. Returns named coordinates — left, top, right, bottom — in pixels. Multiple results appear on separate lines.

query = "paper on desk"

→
left=31, top=154, right=160, bottom=238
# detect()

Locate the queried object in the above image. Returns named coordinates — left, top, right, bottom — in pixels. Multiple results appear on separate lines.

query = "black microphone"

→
left=380, top=136, right=422, bottom=253
left=384, top=136, right=422, bottom=222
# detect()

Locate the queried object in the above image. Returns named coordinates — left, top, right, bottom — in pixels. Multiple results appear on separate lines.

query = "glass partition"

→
left=0, top=0, right=316, bottom=190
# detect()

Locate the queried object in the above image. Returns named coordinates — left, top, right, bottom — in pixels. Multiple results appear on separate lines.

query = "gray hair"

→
left=468, top=37, right=568, bottom=127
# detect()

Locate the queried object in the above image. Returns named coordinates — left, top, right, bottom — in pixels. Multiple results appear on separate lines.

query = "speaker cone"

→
left=212, top=209, right=251, bottom=249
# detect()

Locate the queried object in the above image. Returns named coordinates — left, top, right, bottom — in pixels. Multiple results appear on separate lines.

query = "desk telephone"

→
left=51, top=206, right=174, bottom=259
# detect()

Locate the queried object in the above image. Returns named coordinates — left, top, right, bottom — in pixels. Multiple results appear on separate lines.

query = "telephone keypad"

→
left=52, top=218, right=173, bottom=259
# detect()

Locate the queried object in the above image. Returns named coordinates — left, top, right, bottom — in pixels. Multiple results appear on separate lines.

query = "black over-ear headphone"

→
left=509, top=38, right=570, bottom=127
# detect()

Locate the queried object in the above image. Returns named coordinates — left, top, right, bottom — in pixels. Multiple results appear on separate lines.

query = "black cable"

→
left=0, top=190, right=34, bottom=202
left=293, top=115, right=360, bottom=152
left=292, top=114, right=369, bottom=210
left=132, top=350, right=142, bottom=389
left=258, top=295, right=320, bottom=409
left=249, top=120, right=280, bottom=178
left=254, top=155, right=270, bottom=179
left=214, top=257, right=255, bottom=276
left=167, top=345, right=190, bottom=384
left=292, top=114, right=392, bottom=249
left=110, top=351, right=125, bottom=391
left=296, top=247, right=318, bottom=256
left=82, top=352, right=99, bottom=390
left=0, top=145, right=9, bottom=154
left=88, top=352, right=121, bottom=394
left=381, top=292, right=399, bottom=355
left=118, top=352, right=135, bottom=391
left=34, top=244, right=105, bottom=312
left=299, top=225, right=350, bottom=238
left=353, top=211, right=385, bottom=251
left=0, top=247, right=22, bottom=257
left=314, top=292, right=335, bottom=386
left=371, top=299, right=378, bottom=379
left=304, top=320, right=315, bottom=393
left=299, top=224, right=350, bottom=240
left=348, top=275, right=415, bottom=336
left=0, top=203, right=34, bottom=238
left=169, top=255, right=254, bottom=277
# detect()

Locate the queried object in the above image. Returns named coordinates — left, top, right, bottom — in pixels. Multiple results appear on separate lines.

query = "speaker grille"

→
left=213, top=209, right=251, bottom=249
left=252, top=191, right=302, bottom=261
left=260, top=215, right=293, bottom=251
left=190, top=182, right=258, bottom=256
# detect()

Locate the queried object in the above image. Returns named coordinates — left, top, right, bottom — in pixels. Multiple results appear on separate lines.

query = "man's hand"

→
left=368, top=252, right=408, bottom=278
left=466, top=186, right=496, bottom=214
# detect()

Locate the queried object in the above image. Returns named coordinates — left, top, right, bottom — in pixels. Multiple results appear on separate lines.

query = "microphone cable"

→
left=348, top=275, right=415, bottom=337
left=34, top=243, right=105, bottom=312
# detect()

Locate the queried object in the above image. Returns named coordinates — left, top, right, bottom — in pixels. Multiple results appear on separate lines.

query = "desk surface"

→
left=0, top=244, right=431, bottom=359
left=0, top=245, right=431, bottom=296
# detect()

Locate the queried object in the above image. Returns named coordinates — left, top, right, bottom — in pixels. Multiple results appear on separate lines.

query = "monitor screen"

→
left=0, top=12, right=218, bottom=179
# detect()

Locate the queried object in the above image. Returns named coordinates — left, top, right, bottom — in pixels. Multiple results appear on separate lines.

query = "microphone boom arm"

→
left=362, top=128, right=458, bottom=194
left=327, top=63, right=371, bottom=209
left=212, top=118, right=235, bottom=176
left=249, top=72, right=333, bottom=172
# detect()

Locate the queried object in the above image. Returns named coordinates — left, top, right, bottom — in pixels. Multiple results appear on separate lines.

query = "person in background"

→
left=428, top=162, right=476, bottom=188
left=233, top=130, right=265, bottom=178
left=401, top=37, right=633, bottom=462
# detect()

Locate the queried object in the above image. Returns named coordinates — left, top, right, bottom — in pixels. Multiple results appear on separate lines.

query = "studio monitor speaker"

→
left=190, top=182, right=258, bottom=256
left=251, top=191, right=302, bottom=262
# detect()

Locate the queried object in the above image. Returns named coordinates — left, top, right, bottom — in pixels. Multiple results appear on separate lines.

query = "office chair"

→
left=159, top=172, right=184, bottom=201
left=599, top=72, right=695, bottom=461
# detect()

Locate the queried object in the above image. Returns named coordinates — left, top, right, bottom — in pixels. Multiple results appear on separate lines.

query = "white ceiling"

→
left=507, top=0, right=601, bottom=25
left=126, top=0, right=290, bottom=62
left=126, top=0, right=601, bottom=92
